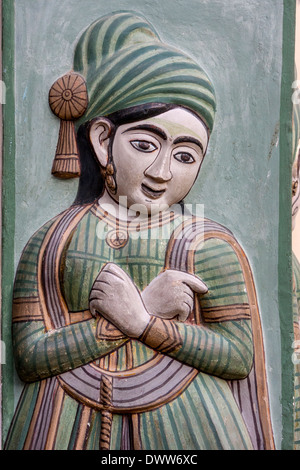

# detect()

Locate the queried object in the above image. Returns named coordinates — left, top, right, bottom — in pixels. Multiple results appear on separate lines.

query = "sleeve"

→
left=12, top=220, right=126, bottom=383
left=139, top=236, right=254, bottom=380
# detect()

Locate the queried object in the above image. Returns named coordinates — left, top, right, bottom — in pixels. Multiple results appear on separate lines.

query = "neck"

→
left=98, top=189, right=144, bottom=222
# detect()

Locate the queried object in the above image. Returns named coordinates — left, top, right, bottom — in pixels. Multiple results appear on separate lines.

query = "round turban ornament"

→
left=49, top=11, right=216, bottom=178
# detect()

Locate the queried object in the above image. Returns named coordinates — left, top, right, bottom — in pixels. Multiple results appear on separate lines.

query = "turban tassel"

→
left=49, top=72, right=88, bottom=179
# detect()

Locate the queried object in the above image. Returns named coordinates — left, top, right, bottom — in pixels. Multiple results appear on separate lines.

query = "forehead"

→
left=119, top=108, right=209, bottom=145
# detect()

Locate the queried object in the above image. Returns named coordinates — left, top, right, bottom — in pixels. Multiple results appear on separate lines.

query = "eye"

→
left=174, top=152, right=195, bottom=164
left=130, top=140, right=157, bottom=153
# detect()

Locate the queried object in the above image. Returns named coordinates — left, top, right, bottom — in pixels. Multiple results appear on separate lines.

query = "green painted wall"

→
left=1, top=0, right=295, bottom=448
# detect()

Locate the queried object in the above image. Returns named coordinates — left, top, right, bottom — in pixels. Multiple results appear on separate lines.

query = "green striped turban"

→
left=73, top=11, right=216, bottom=131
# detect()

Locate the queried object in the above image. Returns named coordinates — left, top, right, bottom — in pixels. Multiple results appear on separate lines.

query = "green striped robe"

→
left=5, top=204, right=262, bottom=450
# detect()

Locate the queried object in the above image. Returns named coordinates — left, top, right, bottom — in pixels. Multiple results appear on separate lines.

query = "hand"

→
left=89, top=263, right=150, bottom=338
left=142, top=269, right=208, bottom=321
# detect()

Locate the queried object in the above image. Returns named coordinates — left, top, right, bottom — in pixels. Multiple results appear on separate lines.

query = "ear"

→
left=89, top=117, right=113, bottom=167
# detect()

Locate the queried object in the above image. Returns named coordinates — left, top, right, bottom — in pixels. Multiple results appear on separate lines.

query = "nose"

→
left=144, top=150, right=173, bottom=183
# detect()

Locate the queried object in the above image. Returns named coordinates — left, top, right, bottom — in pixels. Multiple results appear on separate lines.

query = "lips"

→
left=141, top=183, right=166, bottom=199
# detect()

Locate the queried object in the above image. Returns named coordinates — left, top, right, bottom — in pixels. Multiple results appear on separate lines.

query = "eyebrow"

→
left=122, top=124, right=168, bottom=140
left=122, top=125, right=204, bottom=152
left=173, top=136, right=203, bottom=152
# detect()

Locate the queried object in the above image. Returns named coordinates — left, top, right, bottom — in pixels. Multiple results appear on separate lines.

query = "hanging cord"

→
left=100, top=374, right=113, bottom=450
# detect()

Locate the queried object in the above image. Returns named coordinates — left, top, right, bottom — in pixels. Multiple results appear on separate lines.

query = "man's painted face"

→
left=108, top=108, right=209, bottom=214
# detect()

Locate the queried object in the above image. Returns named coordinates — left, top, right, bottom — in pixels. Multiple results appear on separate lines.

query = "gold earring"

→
left=105, top=163, right=117, bottom=193
left=292, top=180, right=298, bottom=197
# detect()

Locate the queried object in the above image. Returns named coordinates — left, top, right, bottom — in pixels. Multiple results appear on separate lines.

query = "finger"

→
left=183, top=293, right=193, bottom=310
left=95, top=271, right=123, bottom=288
left=89, top=294, right=105, bottom=304
left=101, top=262, right=127, bottom=281
left=182, top=285, right=195, bottom=300
left=170, top=270, right=208, bottom=294
left=89, top=285, right=107, bottom=296
left=177, top=303, right=191, bottom=322
left=99, top=263, right=142, bottom=295
left=89, top=281, right=111, bottom=301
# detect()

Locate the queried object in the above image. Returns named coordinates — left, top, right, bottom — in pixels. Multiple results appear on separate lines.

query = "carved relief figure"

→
left=292, top=100, right=300, bottom=450
left=5, top=12, right=274, bottom=450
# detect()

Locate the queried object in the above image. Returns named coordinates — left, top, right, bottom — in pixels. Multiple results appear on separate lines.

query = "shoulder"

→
left=13, top=204, right=94, bottom=300
left=13, top=215, right=60, bottom=304
left=185, top=219, right=252, bottom=315
left=167, top=216, right=242, bottom=265
left=167, top=215, right=252, bottom=294
left=17, top=215, right=60, bottom=265
left=17, top=204, right=94, bottom=267
left=170, top=215, right=235, bottom=242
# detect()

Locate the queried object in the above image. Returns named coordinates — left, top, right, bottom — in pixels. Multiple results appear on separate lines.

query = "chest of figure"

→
left=61, top=213, right=178, bottom=371
left=61, top=215, right=171, bottom=313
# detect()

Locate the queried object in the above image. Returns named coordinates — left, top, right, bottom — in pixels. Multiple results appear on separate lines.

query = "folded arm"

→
left=138, top=315, right=253, bottom=380
left=13, top=318, right=126, bottom=383
left=12, top=222, right=126, bottom=383
left=89, top=240, right=254, bottom=381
